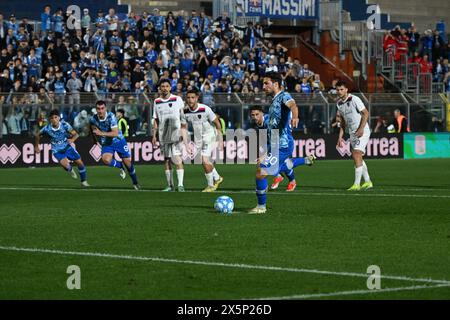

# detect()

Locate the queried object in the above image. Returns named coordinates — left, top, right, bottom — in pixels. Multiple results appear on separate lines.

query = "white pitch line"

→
left=0, top=245, right=449, bottom=285
left=0, top=186, right=450, bottom=199
left=250, top=283, right=450, bottom=300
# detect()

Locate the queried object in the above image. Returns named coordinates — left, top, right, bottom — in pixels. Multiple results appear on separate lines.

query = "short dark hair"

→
left=265, top=72, right=282, bottom=86
left=117, top=109, right=125, bottom=115
left=49, top=109, right=60, bottom=118
left=96, top=100, right=106, bottom=107
left=335, top=80, right=347, bottom=88
left=157, top=78, right=171, bottom=87
left=250, top=106, right=263, bottom=112
left=186, top=88, right=200, bottom=96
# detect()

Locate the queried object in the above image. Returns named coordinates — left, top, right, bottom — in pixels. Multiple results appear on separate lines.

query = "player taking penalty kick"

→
left=35, top=109, right=89, bottom=187
left=250, top=72, right=310, bottom=214
left=335, top=81, right=373, bottom=191
left=183, top=89, right=224, bottom=192
left=90, top=100, right=140, bottom=190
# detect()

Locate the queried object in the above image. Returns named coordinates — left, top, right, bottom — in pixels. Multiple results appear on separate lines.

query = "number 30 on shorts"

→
left=262, top=153, right=278, bottom=166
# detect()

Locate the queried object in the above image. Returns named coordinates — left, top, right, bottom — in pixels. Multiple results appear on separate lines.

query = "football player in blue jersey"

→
left=90, top=100, right=140, bottom=190
left=249, top=105, right=315, bottom=194
left=35, top=109, right=89, bottom=187
left=249, top=72, right=315, bottom=214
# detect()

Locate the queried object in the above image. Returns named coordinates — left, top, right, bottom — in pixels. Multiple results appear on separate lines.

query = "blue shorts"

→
left=53, top=146, right=81, bottom=162
left=259, top=142, right=294, bottom=176
left=101, top=138, right=131, bottom=158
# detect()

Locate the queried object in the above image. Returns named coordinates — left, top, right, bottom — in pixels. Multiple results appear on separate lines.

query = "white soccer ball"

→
left=214, top=196, right=234, bottom=214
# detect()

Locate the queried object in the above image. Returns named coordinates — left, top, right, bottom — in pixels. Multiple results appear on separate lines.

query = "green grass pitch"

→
left=0, top=159, right=450, bottom=299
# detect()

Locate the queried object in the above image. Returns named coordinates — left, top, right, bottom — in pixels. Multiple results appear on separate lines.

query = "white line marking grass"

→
left=1, top=186, right=450, bottom=199
left=0, top=245, right=449, bottom=287
left=251, top=283, right=450, bottom=300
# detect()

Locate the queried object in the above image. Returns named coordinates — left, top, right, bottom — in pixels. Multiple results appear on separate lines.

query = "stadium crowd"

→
left=0, top=7, right=448, bottom=138
left=383, top=21, right=450, bottom=90
left=0, top=6, right=336, bottom=138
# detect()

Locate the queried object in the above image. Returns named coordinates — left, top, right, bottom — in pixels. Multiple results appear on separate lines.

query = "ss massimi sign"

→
left=238, top=0, right=319, bottom=19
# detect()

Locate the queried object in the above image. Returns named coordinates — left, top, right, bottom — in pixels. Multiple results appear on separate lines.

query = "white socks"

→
left=354, top=166, right=363, bottom=186
left=212, top=168, right=220, bottom=181
left=205, top=172, right=214, bottom=187
left=165, top=169, right=173, bottom=187
left=176, top=169, right=184, bottom=187
left=362, top=161, right=371, bottom=183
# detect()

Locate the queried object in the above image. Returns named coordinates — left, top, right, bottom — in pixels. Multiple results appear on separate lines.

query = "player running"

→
left=90, top=100, right=140, bottom=190
left=249, top=106, right=315, bottom=192
left=250, top=72, right=314, bottom=214
left=152, top=79, right=188, bottom=192
left=183, top=89, right=224, bottom=192
left=335, top=81, right=373, bottom=191
left=35, top=109, right=89, bottom=187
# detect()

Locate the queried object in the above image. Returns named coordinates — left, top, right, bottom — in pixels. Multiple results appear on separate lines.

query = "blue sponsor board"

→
left=240, top=0, right=318, bottom=19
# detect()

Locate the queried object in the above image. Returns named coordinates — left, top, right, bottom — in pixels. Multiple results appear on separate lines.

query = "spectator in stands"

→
left=66, top=71, right=82, bottom=105
left=420, top=54, right=433, bottom=73
left=40, top=5, right=52, bottom=34
left=312, top=74, right=325, bottom=93
left=215, top=12, right=230, bottom=33
left=0, top=14, right=7, bottom=49
left=5, top=102, right=23, bottom=135
left=394, top=109, right=410, bottom=133
left=421, top=29, right=433, bottom=61
left=81, top=9, right=91, bottom=35
left=300, top=77, right=312, bottom=94
left=328, top=79, right=339, bottom=95
left=432, top=30, right=445, bottom=63
left=430, top=116, right=443, bottom=132
left=436, top=20, right=447, bottom=44
left=330, top=112, right=342, bottom=134
left=116, top=108, right=129, bottom=138
left=73, top=109, right=90, bottom=137
left=406, top=25, right=420, bottom=57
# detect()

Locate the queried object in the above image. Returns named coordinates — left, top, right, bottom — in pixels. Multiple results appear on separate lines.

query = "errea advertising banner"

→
left=404, top=133, right=450, bottom=159
left=0, top=133, right=403, bottom=168
left=238, top=0, right=319, bottom=19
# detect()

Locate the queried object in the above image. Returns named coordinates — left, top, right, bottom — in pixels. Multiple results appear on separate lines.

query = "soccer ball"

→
left=214, top=196, right=234, bottom=214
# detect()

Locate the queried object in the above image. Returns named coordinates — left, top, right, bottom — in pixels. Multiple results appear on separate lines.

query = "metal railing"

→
left=1, top=92, right=448, bottom=139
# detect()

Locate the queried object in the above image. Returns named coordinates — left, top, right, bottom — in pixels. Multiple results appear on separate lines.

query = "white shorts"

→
left=160, top=141, right=183, bottom=158
left=350, top=131, right=370, bottom=154
left=194, top=136, right=216, bottom=157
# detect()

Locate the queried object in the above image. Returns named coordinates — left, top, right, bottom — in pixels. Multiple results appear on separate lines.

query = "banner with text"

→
left=0, top=133, right=403, bottom=168
left=237, top=0, right=319, bottom=20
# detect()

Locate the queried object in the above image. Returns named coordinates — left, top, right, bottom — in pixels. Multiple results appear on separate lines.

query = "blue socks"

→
left=78, top=165, right=87, bottom=182
left=126, top=164, right=138, bottom=185
left=279, top=158, right=306, bottom=182
left=255, top=178, right=268, bottom=206
left=109, top=159, right=123, bottom=169
left=65, top=164, right=73, bottom=172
